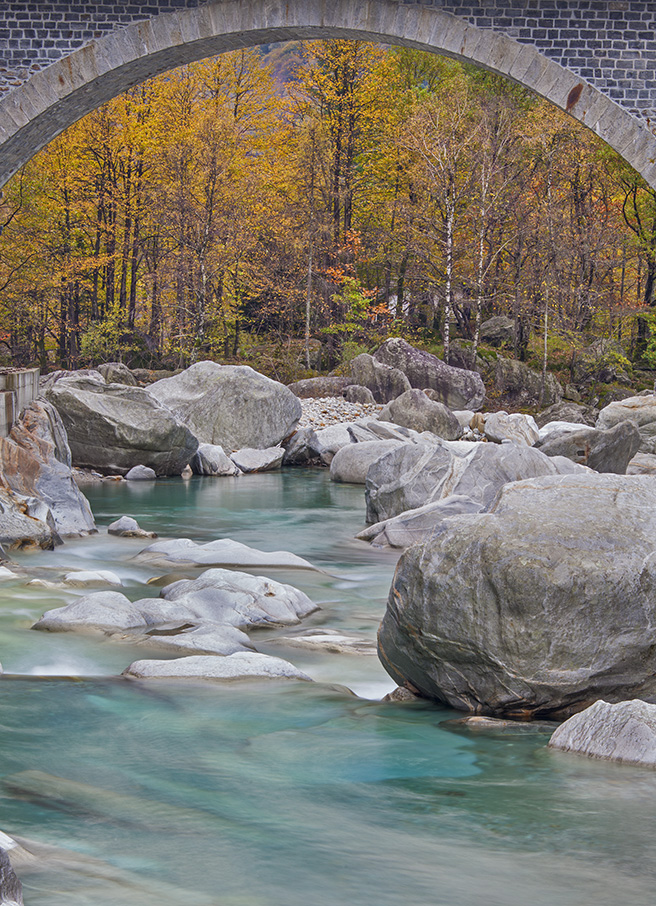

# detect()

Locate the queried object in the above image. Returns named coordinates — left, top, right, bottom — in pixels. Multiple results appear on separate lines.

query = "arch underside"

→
left=1, top=0, right=655, bottom=188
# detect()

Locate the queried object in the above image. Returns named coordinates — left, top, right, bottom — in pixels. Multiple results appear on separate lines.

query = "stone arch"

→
left=1, top=0, right=655, bottom=189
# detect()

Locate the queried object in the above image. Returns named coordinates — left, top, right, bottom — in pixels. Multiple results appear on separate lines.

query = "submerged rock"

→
left=123, top=652, right=312, bottom=682
left=378, top=473, right=656, bottom=718
left=149, top=361, right=301, bottom=450
left=548, top=699, right=656, bottom=766
left=230, top=446, right=284, bottom=473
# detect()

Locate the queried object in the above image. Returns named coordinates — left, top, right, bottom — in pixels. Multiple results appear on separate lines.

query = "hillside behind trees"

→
left=1, top=42, right=655, bottom=396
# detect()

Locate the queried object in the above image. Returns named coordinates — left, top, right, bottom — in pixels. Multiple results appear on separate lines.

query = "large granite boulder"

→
left=535, top=400, right=598, bottom=429
left=536, top=420, right=641, bottom=473
left=494, top=357, right=562, bottom=408
left=548, top=699, right=656, bottom=766
left=43, top=373, right=198, bottom=476
left=349, top=354, right=410, bottom=404
left=0, top=401, right=95, bottom=536
left=378, top=473, right=656, bottom=718
left=149, top=361, right=301, bottom=451
left=96, top=362, right=138, bottom=385
left=365, top=440, right=582, bottom=525
left=0, top=489, right=59, bottom=552
left=596, top=394, right=656, bottom=454
left=192, top=444, right=241, bottom=476
left=329, top=440, right=404, bottom=484
left=378, top=390, right=462, bottom=440
left=483, top=411, right=539, bottom=446
left=286, top=376, right=349, bottom=399
left=230, top=447, right=284, bottom=473
left=479, top=315, right=515, bottom=347
left=373, top=338, right=485, bottom=410
left=344, top=385, right=376, bottom=405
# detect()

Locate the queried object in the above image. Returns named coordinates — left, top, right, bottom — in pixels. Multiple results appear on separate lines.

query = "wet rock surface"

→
left=378, top=474, right=656, bottom=718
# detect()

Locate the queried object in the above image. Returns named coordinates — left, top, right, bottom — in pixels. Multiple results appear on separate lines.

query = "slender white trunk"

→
left=305, top=243, right=313, bottom=370
left=444, top=204, right=454, bottom=364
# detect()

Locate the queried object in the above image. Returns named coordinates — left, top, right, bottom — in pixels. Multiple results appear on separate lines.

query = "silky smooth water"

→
left=1, top=471, right=656, bottom=905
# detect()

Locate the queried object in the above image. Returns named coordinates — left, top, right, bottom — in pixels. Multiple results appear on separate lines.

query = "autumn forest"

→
left=1, top=41, right=655, bottom=387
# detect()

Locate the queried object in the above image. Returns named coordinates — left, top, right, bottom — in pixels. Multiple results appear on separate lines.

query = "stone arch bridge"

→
left=1, top=0, right=656, bottom=189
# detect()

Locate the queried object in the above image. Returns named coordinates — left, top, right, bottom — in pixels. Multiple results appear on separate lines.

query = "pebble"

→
left=298, top=397, right=383, bottom=430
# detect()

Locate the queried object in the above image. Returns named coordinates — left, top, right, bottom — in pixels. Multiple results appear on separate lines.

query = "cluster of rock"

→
left=10, top=339, right=656, bottom=758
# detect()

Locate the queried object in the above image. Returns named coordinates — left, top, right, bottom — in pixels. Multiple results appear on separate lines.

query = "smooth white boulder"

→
left=133, top=538, right=320, bottom=571
left=123, top=652, right=312, bottom=681
left=549, top=699, right=656, bottom=766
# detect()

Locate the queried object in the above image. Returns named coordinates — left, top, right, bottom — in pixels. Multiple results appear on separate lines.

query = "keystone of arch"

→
left=0, top=0, right=655, bottom=188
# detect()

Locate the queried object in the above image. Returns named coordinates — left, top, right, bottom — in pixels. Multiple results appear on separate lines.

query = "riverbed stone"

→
left=483, top=411, right=539, bottom=446
left=123, top=652, right=312, bottom=682
left=378, top=390, right=462, bottom=440
left=494, top=357, right=562, bottom=408
left=230, top=447, right=284, bottom=473
left=312, top=424, right=353, bottom=465
left=536, top=420, right=641, bottom=473
left=149, top=361, right=301, bottom=450
left=548, top=699, right=656, bottom=766
left=596, top=394, right=656, bottom=454
left=365, top=440, right=582, bottom=525
left=191, top=444, right=241, bottom=477
left=43, top=373, right=198, bottom=476
left=0, top=488, right=59, bottom=551
left=96, top=362, right=138, bottom=385
left=0, top=847, right=22, bottom=906
left=33, top=568, right=318, bottom=653
left=627, top=452, right=656, bottom=475
left=349, top=354, right=411, bottom=404
left=535, top=400, right=598, bottom=428
left=62, top=570, right=122, bottom=587
left=0, top=400, right=96, bottom=537
left=282, top=427, right=322, bottom=467
left=133, top=538, right=320, bottom=571
left=374, top=338, right=485, bottom=410
left=287, top=377, right=350, bottom=399
left=125, top=465, right=157, bottom=481
left=378, top=473, right=656, bottom=718
left=107, top=516, right=157, bottom=539
left=344, top=384, right=376, bottom=405
left=329, top=439, right=405, bottom=484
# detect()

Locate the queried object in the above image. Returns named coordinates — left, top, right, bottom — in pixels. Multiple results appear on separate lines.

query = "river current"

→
left=1, top=470, right=655, bottom=905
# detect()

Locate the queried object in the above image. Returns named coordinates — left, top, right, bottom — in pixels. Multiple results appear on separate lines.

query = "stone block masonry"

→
left=1, top=1, right=655, bottom=122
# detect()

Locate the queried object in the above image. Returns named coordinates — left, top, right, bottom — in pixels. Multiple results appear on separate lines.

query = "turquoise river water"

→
left=1, top=470, right=656, bottom=905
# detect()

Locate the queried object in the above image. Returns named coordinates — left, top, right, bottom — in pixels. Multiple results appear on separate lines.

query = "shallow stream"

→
left=1, top=470, right=656, bottom=905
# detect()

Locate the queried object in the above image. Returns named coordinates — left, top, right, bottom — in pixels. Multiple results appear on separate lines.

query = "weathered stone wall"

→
left=2, top=1, right=656, bottom=121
